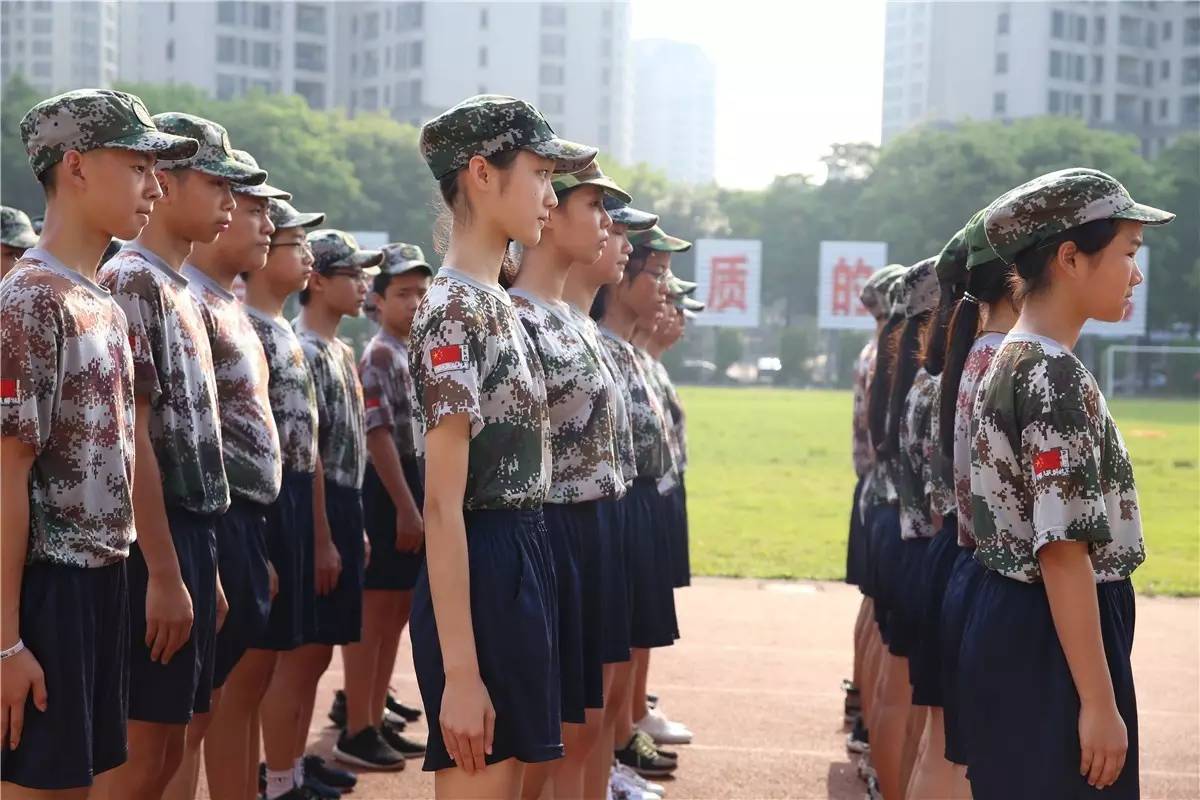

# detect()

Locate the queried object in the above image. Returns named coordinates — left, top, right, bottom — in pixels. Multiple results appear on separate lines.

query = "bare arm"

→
left=1039, top=541, right=1127, bottom=789
left=366, top=427, right=423, bottom=552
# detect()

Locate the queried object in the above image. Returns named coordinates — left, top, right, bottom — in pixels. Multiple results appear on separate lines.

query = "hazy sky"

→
left=630, top=0, right=887, bottom=188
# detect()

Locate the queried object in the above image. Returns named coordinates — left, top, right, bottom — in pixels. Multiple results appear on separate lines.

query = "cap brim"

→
left=527, top=137, right=598, bottom=175
left=683, top=309, right=698, bottom=320
left=191, top=158, right=269, bottom=186
left=333, top=249, right=384, bottom=274
left=108, top=129, right=199, bottom=162
left=1114, top=202, right=1175, bottom=226
left=675, top=278, right=698, bottom=294
left=393, top=261, right=433, bottom=276
left=275, top=211, right=326, bottom=230
left=682, top=297, right=705, bottom=311
left=609, top=206, right=658, bottom=231
left=235, top=181, right=292, bottom=201
left=649, top=233, right=692, bottom=253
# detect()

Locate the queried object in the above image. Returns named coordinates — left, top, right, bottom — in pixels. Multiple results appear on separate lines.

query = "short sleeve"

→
left=0, top=287, right=58, bottom=452
left=360, top=347, right=395, bottom=433
left=413, top=313, right=483, bottom=439
left=108, top=285, right=162, bottom=403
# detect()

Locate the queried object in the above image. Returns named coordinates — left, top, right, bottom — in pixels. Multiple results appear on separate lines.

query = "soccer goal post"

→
left=1103, top=344, right=1200, bottom=399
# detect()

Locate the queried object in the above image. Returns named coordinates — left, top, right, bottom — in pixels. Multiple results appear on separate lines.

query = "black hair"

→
left=1011, top=218, right=1121, bottom=301
left=883, top=311, right=931, bottom=457
left=936, top=264, right=1012, bottom=463
left=625, top=245, right=653, bottom=283
left=590, top=284, right=610, bottom=321
left=433, top=149, right=522, bottom=284
left=298, top=286, right=311, bottom=306
left=38, top=167, right=56, bottom=194
left=372, top=273, right=396, bottom=297
left=922, top=277, right=963, bottom=378
left=867, top=313, right=904, bottom=455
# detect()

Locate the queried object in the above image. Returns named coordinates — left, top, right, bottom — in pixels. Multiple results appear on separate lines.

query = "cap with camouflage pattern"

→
left=230, top=150, right=291, bottom=200
left=1, top=206, right=39, bottom=249
left=420, top=94, right=597, bottom=180
left=676, top=295, right=705, bottom=312
left=153, top=113, right=267, bottom=186
left=20, top=89, right=199, bottom=178
left=627, top=225, right=692, bottom=253
left=551, top=161, right=632, bottom=204
left=984, top=168, right=1174, bottom=264
left=603, top=195, right=658, bottom=231
left=859, top=263, right=907, bottom=320
left=964, top=207, right=1011, bottom=270
left=307, top=229, right=383, bottom=275
left=934, top=221, right=971, bottom=284
left=901, top=257, right=939, bottom=318
left=268, top=198, right=325, bottom=231
left=379, top=242, right=433, bottom=277
left=666, top=274, right=698, bottom=299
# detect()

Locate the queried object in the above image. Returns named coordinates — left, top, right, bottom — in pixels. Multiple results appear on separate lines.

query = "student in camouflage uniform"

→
left=166, top=149, right=287, bottom=800
left=338, top=243, right=431, bottom=764
left=560, top=195, right=665, bottom=798
left=508, top=161, right=628, bottom=800
left=409, top=94, right=595, bottom=797
left=961, top=170, right=1172, bottom=800
left=1, top=206, right=39, bottom=279
left=94, top=110, right=265, bottom=798
left=1, top=88, right=196, bottom=794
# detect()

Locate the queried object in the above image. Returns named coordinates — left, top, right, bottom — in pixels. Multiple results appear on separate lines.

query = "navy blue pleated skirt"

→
left=910, top=515, right=959, bottom=707
left=940, top=548, right=985, bottom=765
left=869, top=504, right=901, bottom=643
left=625, top=478, right=678, bottom=649
left=597, top=495, right=632, bottom=664
left=845, top=475, right=869, bottom=588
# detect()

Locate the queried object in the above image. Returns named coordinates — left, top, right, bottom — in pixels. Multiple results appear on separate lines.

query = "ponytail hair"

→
left=883, top=311, right=931, bottom=457
left=922, top=277, right=962, bottom=377
left=937, top=264, right=1013, bottom=462
left=433, top=149, right=523, bottom=280
left=590, top=284, right=610, bottom=321
left=867, top=314, right=904, bottom=453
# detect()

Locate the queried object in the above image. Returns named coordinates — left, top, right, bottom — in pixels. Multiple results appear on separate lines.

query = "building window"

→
left=601, top=66, right=610, bottom=86
left=363, top=11, right=379, bottom=39
left=539, top=93, right=564, bottom=114
left=217, top=1, right=237, bottom=25
left=1159, top=98, right=1169, bottom=119
left=478, top=47, right=487, bottom=67
left=995, top=52, right=1008, bottom=74
left=542, top=33, right=565, bottom=56
left=240, top=38, right=248, bottom=64
left=1145, top=22, right=1157, bottom=48
left=1182, top=95, right=1200, bottom=125
left=32, top=39, right=50, bottom=55
left=1119, top=16, right=1141, bottom=47
left=1093, top=56, right=1103, bottom=83
left=363, top=50, right=378, bottom=77
left=32, top=18, right=51, bottom=34
left=540, top=63, right=565, bottom=85
left=411, top=41, right=423, bottom=67
left=1187, top=16, right=1200, bottom=45
left=1163, top=20, right=1172, bottom=40
left=217, top=74, right=237, bottom=100
left=1094, top=15, right=1106, bottom=45
left=1162, top=60, right=1170, bottom=80
left=253, top=2, right=272, bottom=29
left=217, top=36, right=236, bottom=64
left=1143, top=99, right=1152, bottom=124
left=1072, top=93, right=1084, bottom=115
left=166, top=40, right=174, bottom=61
left=296, top=4, right=325, bottom=34
left=1185, top=57, right=1200, bottom=85
left=997, top=11, right=1009, bottom=35
left=363, top=87, right=378, bottom=111
left=480, top=8, right=488, bottom=29
left=1075, top=14, right=1087, bottom=42
left=1073, top=54, right=1085, bottom=81
left=295, top=42, right=325, bottom=71
left=410, top=78, right=422, bottom=105
left=1090, top=94, right=1102, bottom=119
left=168, top=2, right=175, bottom=22
left=253, top=41, right=272, bottom=67
left=1048, top=89, right=1063, bottom=113
left=1051, top=11, right=1065, bottom=39
left=1115, top=94, right=1138, bottom=123
left=1144, top=60, right=1154, bottom=87
left=993, top=91, right=1006, bottom=114
left=541, top=4, right=566, bottom=26
left=1050, top=51, right=1064, bottom=78
left=296, top=80, right=325, bottom=108
left=1117, top=55, right=1141, bottom=86
left=398, top=2, right=423, bottom=31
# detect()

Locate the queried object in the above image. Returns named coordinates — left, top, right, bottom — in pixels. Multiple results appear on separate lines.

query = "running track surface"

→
left=200, top=577, right=1200, bottom=799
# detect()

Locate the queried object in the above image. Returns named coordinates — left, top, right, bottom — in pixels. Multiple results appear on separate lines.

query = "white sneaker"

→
left=635, top=707, right=693, bottom=745
left=615, top=762, right=666, bottom=797
left=611, top=765, right=663, bottom=800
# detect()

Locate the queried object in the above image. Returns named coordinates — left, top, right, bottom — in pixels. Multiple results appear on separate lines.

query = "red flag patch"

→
left=364, top=396, right=382, bottom=410
left=1033, top=447, right=1068, bottom=477
left=0, top=378, right=17, bottom=399
left=431, top=345, right=467, bottom=375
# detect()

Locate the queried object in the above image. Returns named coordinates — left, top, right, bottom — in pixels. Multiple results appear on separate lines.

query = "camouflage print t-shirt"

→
left=511, top=290, right=621, bottom=504
left=927, top=377, right=955, bottom=520
left=599, top=329, right=676, bottom=482
left=897, top=368, right=938, bottom=539
left=293, top=319, right=367, bottom=490
left=651, top=359, right=688, bottom=473
left=636, top=348, right=682, bottom=494
left=567, top=306, right=636, bottom=487
left=246, top=307, right=318, bottom=475
left=970, top=333, right=1145, bottom=584
left=360, top=329, right=418, bottom=460
left=184, top=266, right=282, bottom=505
left=1, top=252, right=136, bottom=567
left=851, top=339, right=876, bottom=478
left=99, top=243, right=229, bottom=515
left=954, top=333, right=1005, bottom=547
left=409, top=268, right=551, bottom=510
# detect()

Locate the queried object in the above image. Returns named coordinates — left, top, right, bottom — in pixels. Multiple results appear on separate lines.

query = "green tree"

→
left=1150, top=134, right=1200, bottom=334
left=2, top=75, right=47, bottom=215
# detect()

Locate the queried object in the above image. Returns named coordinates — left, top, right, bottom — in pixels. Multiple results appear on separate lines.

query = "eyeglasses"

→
left=270, top=241, right=313, bottom=256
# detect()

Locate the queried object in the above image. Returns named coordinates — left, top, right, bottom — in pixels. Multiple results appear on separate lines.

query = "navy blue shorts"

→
left=668, top=479, right=691, bottom=588
left=844, top=475, right=869, bottom=588
left=363, top=458, right=426, bottom=592
left=255, top=471, right=316, bottom=651
left=0, top=561, right=128, bottom=789
left=626, top=478, right=679, bottom=649
left=127, top=507, right=218, bottom=723
left=597, top=495, right=631, bottom=664
left=960, top=573, right=1139, bottom=800
left=869, top=504, right=901, bottom=642
left=213, top=498, right=273, bottom=688
left=940, top=548, right=985, bottom=765
left=311, top=481, right=365, bottom=646
left=411, top=507, right=562, bottom=772
left=910, top=516, right=959, bottom=707
left=888, top=536, right=931, bottom=659
left=858, top=503, right=881, bottom=599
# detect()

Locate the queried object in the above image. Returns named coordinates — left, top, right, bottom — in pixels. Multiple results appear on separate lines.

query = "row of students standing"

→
left=842, top=168, right=1173, bottom=799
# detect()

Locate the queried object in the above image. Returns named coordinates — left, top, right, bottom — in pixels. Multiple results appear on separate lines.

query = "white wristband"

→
left=0, top=639, right=25, bottom=661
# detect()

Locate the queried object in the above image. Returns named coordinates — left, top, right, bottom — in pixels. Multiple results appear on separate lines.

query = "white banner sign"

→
left=1082, top=246, right=1149, bottom=338
left=691, top=239, right=762, bottom=328
left=817, top=241, right=890, bottom=330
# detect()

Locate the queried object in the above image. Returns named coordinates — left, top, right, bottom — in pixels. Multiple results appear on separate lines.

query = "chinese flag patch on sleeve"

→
left=0, top=378, right=18, bottom=405
left=431, top=345, right=468, bottom=375
left=1033, top=447, right=1068, bottom=477
left=364, top=396, right=382, bottom=410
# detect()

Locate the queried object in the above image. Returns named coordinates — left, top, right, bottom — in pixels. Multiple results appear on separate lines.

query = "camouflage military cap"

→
left=677, top=295, right=705, bottom=312
left=153, top=113, right=267, bottom=186
left=1, top=206, right=38, bottom=249
left=901, top=257, right=939, bottom=318
left=306, top=229, right=383, bottom=275
left=20, top=89, right=199, bottom=178
left=627, top=225, right=692, bottom=253
left=859, top=263, right=906, bottom=320
left=964, top=207, right=1009, bottom=270
left=984, top=168, right=1174, bottom=263
left=666, top=273, right=698, bottom=298
left=603, top=196, right=658, bottom=231
left=379, top=242, right=433, bottom=277
left=419, top=94, right=597, bottom=180
left=230, top=150, right=291, bottom=200
left=268, top=198, right=325, bottom=231
left=552, top=161, right=632, bottom=204
left=934, top=222, right=970, bottom=284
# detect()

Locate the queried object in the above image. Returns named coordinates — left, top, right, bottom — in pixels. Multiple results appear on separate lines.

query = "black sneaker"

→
left=328, top=690, right=347, bottom=729
left=386, top=692, right=423, bottom=723
left=301, top=774, right=342, bottom=800
left=615, top=733, right=677, bottom=778
left=304, top=754, right=358, bottom=791
left=333, top=727, right=405, bottom=771
left=379, top=720, right=427, bottom=759
left=630, top=730, right=677, bottom=763
left=646, top=692, right=659, bottom=709
left=847, top=716, right=870, bottom=754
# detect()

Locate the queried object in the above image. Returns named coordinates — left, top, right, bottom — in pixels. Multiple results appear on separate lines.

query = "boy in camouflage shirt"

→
left=1, top=206, right=38, bottom=279
left=97, top=111, right=267, bottom=797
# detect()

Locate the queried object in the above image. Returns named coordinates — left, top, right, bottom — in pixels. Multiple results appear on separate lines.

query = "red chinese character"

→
left=707, top=255, right=748, bottom=313
left=832, top=257, right=875, bottom=316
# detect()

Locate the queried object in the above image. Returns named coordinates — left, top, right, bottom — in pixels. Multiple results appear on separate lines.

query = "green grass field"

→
left=681, top=387, right=1200, bottom=596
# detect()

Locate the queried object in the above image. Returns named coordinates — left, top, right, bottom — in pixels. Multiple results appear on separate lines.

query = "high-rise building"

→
left=881, top=1, right=1199, bottom=157
left=630, top=39, right=716, bottom=185
left=1, top=0, right=121, bottom=93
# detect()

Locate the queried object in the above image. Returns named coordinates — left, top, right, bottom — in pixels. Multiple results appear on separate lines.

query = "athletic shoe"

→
left=631, top=730, right=677, bottom=762
left=634, top=707, right=693, bottom=745
left=386, top=692, right=423, bottom=723
left=646, top=692, right=659, bottom=709
left=303, top=755, right=358, bottom=790
left=610, top=766, right=662, bottom=800
left=865, top=774, right=883, bottom=800
left=846, top=717, right=870, bottom=754
left=379, top=720, right=427, bottom=759
left=333, top=727, right=405, bottom=771
left=614, top=762, right=666, bottom=797
left=260, top=762, right=341, bottom=799
left=300, top=774, right=343, bottom=800
left=615, top=733, right=677, bottom=778
left=855, top=754, right=876, bottom=782
left=328, top=690, right=407, bottom=732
